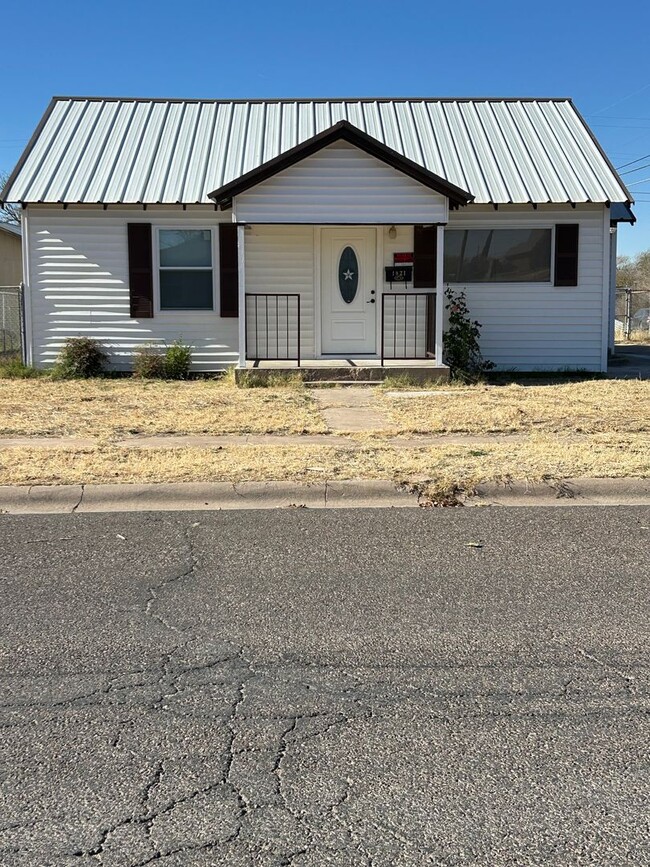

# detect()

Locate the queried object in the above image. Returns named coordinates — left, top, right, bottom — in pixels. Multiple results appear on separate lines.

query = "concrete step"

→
left=305, top=380, right=385, bottom=388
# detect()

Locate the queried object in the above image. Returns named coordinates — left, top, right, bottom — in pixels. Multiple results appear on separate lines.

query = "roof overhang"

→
left=208, top=120, right=474, bottom=210
left=609, top=202, right=636, bottom=225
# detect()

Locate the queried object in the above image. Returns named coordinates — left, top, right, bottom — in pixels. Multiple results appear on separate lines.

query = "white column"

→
left=435, top=224, right=445, bottom=363
left=237, top=223, right=246, bottom=368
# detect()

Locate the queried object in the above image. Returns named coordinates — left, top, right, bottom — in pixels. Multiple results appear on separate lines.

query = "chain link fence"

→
left=615, top=286, right=650, bottom=340
left=0, top=285, right=25, bottom=360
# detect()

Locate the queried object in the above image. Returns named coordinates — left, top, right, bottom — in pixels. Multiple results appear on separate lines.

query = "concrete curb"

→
left=0, top=478, right=648, bottom=515
left=0, top=480, right=420, bottom=514
left=469, top=478, right=650, bottom=507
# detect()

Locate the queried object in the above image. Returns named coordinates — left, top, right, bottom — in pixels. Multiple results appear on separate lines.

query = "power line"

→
left=616, top=153, right=650, bottom=170
left=620, top=163, right=650, bottom=176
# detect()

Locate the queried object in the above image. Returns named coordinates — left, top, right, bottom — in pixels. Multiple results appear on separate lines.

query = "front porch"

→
left=239, top=285, right=447, bottom=381
left=235, top=356, right=449, bottom=383
left=236, top=222, right=448, bottom=382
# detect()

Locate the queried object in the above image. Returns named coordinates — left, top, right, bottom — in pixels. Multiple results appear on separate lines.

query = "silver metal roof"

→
left=1, top=97, right=632, bottom=206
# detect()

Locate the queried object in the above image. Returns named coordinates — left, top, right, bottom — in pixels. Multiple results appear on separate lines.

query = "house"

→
left=0, top=221, right=22, bottom=286
left=0, top=97, right=635, bottom=376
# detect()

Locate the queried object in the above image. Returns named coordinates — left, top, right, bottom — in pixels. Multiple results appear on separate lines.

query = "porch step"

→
left=305, top=380, right=385, bottom=388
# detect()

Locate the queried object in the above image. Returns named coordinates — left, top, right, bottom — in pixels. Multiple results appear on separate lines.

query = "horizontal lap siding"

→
left=446, top=205, right=607, bottom=371
left=26, top=208, right=238, bottom=370
left=234, top=143, right=447, bottom=224
left=244, top=226, right=315, bottom=358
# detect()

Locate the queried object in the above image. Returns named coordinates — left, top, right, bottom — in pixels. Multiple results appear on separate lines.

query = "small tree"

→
left=442, top=287, right=494, bottom=382
left=0, top=172, right=21, bottom=225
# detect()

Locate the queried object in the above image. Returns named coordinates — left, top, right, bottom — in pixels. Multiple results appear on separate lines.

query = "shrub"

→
left=55, top=337, right=107, bottom=378
left=133, top=344, right=165, bottom=379
left=0, top=356, right=42, bottom=378
left=163, top=340, right=192, bottom=379
left=442, top=287, right=494, bottom=382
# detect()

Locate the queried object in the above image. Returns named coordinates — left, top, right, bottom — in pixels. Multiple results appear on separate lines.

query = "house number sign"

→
left=384, top=266, right=413, bottom=286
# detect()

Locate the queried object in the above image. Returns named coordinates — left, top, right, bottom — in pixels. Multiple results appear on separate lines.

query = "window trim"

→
left=443, top=225, right=556, bottom=286
left=154, top=226, right=217, bottom=313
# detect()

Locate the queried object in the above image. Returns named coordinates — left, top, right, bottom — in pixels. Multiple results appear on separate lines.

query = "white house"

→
left=1, top=97, right=635, bottom=376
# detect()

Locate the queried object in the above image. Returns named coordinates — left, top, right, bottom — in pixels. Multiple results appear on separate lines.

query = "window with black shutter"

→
left=554, top=224, right=579, bottom=287
left=413, top=225, right=437, bottom=288
left=127, top=223, right=154, bottom=318
left=219, top=224, right=239, bottom=318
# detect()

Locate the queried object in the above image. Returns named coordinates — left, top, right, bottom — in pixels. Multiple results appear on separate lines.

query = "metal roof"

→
left=1, top=96, right=633, bottom=206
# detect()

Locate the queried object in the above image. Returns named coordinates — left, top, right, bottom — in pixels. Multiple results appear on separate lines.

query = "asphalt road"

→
left=1, top=507, right=649, bottom=866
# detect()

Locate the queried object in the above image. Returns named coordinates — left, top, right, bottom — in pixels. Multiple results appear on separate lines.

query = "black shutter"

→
left=554, top=224, right=579, bottom=286
left=413, top=225, right=437, bottom=288
left=127, top=223, right=154, bottom=318
left=219, top=224, right=239, bottom=317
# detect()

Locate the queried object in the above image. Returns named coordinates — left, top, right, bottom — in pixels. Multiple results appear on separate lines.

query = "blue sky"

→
left=2, top=0, right=649, bottom=256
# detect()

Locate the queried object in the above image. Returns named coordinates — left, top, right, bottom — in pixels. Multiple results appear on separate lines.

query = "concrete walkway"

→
left=608, top=343, right=650, bottom=379
left=311, top=387, right=392, bottom=432
left=0, top=432, right=536, bottom=449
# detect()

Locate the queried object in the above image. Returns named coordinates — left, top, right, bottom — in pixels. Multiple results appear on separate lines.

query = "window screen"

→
left=159, top=229, right=213, bottom=310
left=444, top=229, right=552, bottom=283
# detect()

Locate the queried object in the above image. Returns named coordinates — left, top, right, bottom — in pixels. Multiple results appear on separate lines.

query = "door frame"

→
left=313, top=225, right=384, bottom=358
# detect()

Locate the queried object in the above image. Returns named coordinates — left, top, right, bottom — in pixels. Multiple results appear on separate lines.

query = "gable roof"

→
left=0, top=96, right=632, bottom=206
left=209, top=120, right=473, bottom=208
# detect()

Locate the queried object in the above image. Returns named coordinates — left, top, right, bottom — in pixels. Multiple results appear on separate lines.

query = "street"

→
left=1, top=507, right=649, bottom=866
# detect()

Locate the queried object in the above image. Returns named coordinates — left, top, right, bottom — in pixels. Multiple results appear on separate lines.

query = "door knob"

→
left=367, top=298, right=375, bottom=304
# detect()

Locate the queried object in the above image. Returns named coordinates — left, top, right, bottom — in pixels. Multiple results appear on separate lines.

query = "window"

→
left=158, top=229, right=214, bottom=310
left=444, top=228, right=552, bottom=283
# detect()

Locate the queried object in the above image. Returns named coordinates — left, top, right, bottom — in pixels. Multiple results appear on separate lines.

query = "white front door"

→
left=321, top=228, right=377, bottom=355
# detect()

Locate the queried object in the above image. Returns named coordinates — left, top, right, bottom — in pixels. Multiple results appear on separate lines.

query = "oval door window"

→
left=338, top=246, right=359, bottom=303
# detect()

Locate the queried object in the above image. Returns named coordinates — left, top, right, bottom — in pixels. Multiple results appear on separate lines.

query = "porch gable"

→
left=230, top=141, right=452, bottom=224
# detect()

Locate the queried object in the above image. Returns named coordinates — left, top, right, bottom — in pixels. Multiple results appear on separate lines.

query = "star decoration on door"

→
left=343, top=269, right=354, bottom=280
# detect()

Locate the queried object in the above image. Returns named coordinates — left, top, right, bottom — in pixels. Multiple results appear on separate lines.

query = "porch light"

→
left=388, top=225, right=397, bottom=239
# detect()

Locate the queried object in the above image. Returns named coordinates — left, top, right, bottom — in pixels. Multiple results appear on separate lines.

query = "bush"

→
left=163, top=341, right=192, bottom=379
left=55, top=337, right=107, bottom=378
left=133, top=344, right=165, bottom=379
left=0, top=356, right=42, bottom=378
left=442, top=287, right=495, bottom=382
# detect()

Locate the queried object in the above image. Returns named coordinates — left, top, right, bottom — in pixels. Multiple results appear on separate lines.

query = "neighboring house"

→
left=0, top=221, right=22, bottom=286
left=0, top=97, right=635, bottom=374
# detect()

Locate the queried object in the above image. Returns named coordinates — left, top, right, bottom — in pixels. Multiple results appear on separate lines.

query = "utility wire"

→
left=620, top=163, right=650, bottom=176
left=616, top=153, right=650, bottom=170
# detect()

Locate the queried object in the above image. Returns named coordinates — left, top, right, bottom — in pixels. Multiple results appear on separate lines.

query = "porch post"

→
left=435, top=224, right=444, bottom=363
left=237, top=223, right=246, bottom=368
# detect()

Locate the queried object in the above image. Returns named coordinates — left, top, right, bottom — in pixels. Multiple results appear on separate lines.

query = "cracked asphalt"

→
left=0, top=507, right=649, bottom=866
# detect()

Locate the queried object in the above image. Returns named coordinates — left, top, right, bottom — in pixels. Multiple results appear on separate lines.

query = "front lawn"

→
left=378, top=380, right=650, bottom=436
left=0, top=378, right=326, bottom=438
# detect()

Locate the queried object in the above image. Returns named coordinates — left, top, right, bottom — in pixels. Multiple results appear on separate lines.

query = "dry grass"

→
left=1, top=434, right=648, bottom=498
left=0, top=378, right=326, bottom=438
left=378, top=380, right=650, bottom=436
left=617, top=331, right=650, bottom=345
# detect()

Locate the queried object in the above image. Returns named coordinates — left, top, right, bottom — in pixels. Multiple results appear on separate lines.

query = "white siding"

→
left=244, top=225, right=315, bottom=358
left=446, top=205, right=608, bottom=371
left=233, top=142, right=448, bottom=224
left=25, top=206, right=238, bottom=370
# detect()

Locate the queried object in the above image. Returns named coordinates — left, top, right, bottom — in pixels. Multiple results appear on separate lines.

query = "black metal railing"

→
left=381, top=292, right=436, bottom=364
left=245, top=293, right=301, bottom=365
